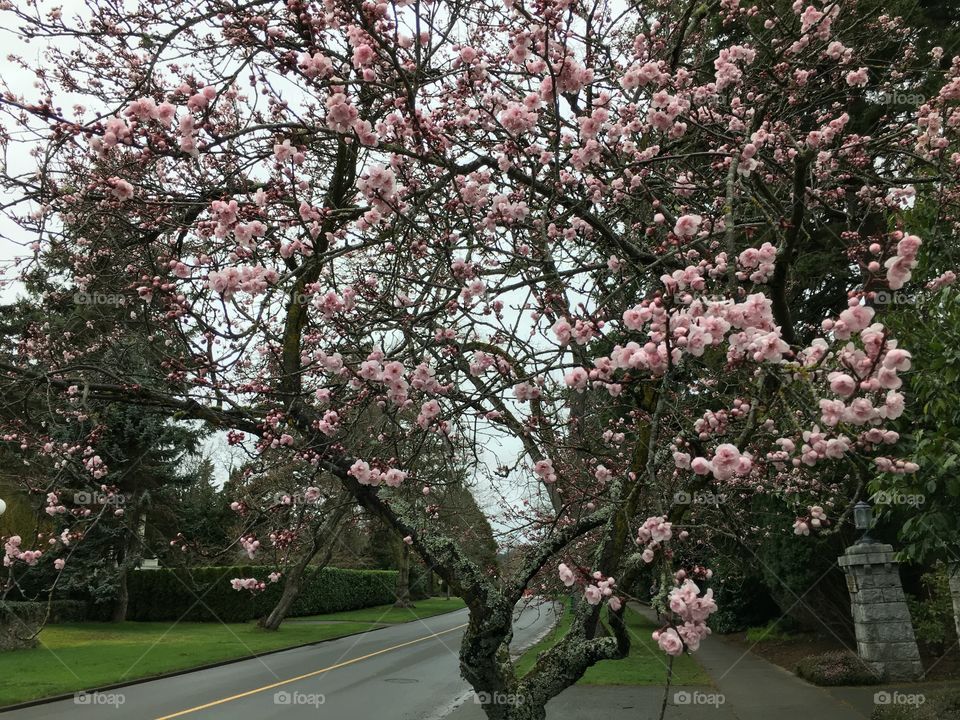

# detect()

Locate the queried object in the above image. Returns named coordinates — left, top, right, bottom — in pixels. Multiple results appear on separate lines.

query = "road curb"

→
left=509, top=599, right=563, bottom=659
left=0, top=606, right=468, bottom=714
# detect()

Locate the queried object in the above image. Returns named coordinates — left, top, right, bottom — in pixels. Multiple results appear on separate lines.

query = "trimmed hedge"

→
left=44, top=600, right=88, bottom=623
left=127, top=566, right=399, bottom=623
left=0, top=599, right=87, bottom=626
left=0, top=601, right=45, bottom=650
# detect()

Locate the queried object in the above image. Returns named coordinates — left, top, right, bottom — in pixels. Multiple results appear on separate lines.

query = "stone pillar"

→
left=838, top=543, right=923, bottom=680
left=949, top=563, right=960, bottom=640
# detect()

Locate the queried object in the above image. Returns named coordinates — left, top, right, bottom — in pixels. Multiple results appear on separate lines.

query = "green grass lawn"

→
left=291, top=596, right=466, bottom=624
left=0, top=596, right=466, bottom=707
left=744, top=619, right=799, bottom=643
left=515, top=603, right=711, bottom=686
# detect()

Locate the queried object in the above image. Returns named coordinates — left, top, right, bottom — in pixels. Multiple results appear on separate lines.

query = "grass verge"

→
left=291, top=596, right=466, bottom=624
left=0, top=596, right=466, bottom=707
left=0, top=621, right=371, bottom=707
left=744, top=619, right=799, bottom=644
left=515, top=602, right=711, bottom=686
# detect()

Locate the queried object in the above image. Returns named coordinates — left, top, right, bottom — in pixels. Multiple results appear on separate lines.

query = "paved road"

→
left=5, top=600, right=558, bottom=720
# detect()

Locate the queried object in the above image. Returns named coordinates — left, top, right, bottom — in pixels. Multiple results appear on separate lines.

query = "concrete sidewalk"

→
left=448, top=604, right=870, bottom=719
left=630, top=603, right=869, bottom=719
left=447, top=685, right=732, bottom=720
left=677, top=616, right=868, bottom=719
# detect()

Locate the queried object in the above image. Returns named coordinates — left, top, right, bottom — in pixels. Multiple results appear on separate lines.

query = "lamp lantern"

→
left=853, top=500, right=876, bottom=544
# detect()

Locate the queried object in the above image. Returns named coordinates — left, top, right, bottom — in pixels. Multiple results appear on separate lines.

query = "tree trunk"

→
left=259, top=572, right=302, bottom=631
left=111, top=564, right=129, bottom=623
left=111, top=500, right=141, bottom=623
left=394, top=541, right=414, bottom=608
left=258, top=494, right=351, bottom=631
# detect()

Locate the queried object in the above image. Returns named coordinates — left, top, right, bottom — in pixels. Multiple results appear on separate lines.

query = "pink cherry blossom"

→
left=673, top=214, right=702, bottom=238
left=654, top=627, right=684, bottom=656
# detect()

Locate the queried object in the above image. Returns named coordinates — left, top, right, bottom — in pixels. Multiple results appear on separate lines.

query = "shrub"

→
left=408, top=564, right=432, bottom=601
left=871, top=688, right=960, bottom=720
left=907, top=567, right=957, bottom=654
left=0, top=601, right=46, bottom=651
left=708, top=561, right=780, bottom=634
left=795, top=650, right=883, bottom=686
left=756, top=531, right=853, bottom=638
left=871, top=703, right=934, bottom=720
left=745, top=618, right=802, bottom=643
left=127, top=566, right=399, bottom=622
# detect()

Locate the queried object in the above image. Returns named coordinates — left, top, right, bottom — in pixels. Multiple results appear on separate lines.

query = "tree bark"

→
left=111, top=563, right=129, bottom=623
left=111, top=499, right=142, bottom=623
left=394, top=541, right=414, bottom=608
left=258, top=494, right=351, bottom=631
left=259, top=571, right=303, bottom=631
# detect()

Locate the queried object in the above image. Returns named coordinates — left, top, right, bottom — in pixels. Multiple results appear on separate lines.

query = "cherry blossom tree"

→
left=1, top=0, right=959, bottom=716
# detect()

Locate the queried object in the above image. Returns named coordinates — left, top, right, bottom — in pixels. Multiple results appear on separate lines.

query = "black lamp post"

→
left=853, top=500, right=876, bottom=544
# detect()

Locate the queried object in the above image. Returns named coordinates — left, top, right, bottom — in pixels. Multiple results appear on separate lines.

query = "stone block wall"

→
left=838, top=543, right=923, bottom=680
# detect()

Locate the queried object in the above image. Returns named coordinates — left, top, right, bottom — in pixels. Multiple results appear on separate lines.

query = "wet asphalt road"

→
left=4, top=600, right=558, bottom=720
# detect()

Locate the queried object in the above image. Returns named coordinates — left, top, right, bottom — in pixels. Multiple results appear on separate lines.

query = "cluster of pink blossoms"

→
left=83, top=453, right=107, bottom=479
left=298, top=51, right=333, bottom=78
left=240, top=535, right=260, bottom=559
left=883, top=233, right=922, bottom=290
left=737, top=242, right=777, bottom=283
left=692, top=402, right=748, bottom=440
left=207, top=265, right=279, bottom=299
left=674, top=443, right=751, bottom=482
left=209, top=198, right=269, bottom=251
left=347, top=460, right=408, bottom=488
left=355, top=351, right=417, bottom=408
left=498, top=99, right=540, bottom=136
left=654, top=579, right=718, bottom=655
left=313, top=288, right=357, bottom=319
left=341, top=351, right=449, bottom=419
left=635, top=516, right=675, bottom=564
left=356, top=164, right=400, bottom=219
left=3, top=536, right=42, bottom=567
left=533, top=459, right=557, bottom=484
left=552, top=317, right=598, bottom=347
left=608, top=291, right=792, bottom=388
left=793, top=506, right=829, bottom=536
left=44, top=492, right=67, bottom=516
left=323, top=91, right=376, bottom=146
left=927, top=270, right=957, bottom=290
left=416, top=400, right=441, bottom=429
left=557, top=563, right=622, bottom=610
left=512, top=381, right=542, bottom=402
left=230, top=578, right=266, bottom=593
left=109, top=177, right=134, bottom=202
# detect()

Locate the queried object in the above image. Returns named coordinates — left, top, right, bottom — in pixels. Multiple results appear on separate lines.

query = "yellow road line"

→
left=155, top=622, right=468, bottom=719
